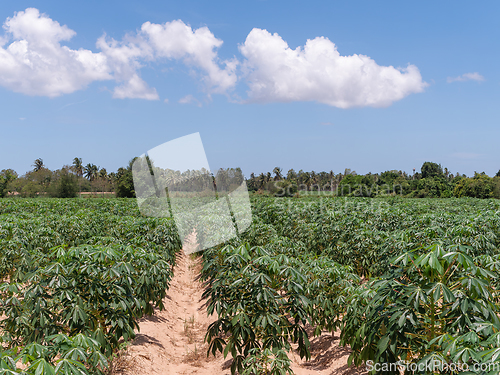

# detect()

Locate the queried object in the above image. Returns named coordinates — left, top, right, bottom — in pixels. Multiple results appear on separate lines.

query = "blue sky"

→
left=1, top=0, right=499, bottom=178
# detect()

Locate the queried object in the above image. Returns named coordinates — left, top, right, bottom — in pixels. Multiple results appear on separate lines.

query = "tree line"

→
left=0, top=158, right=135, bottom=198
left=2, top=160, right=500, bottom=199
left=246, top=162, right=500, bottom=199
left=0, top=157, right=245, bottom=199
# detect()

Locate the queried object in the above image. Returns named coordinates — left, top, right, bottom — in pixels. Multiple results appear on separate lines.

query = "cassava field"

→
left=1, top=197, right=500, bottom=374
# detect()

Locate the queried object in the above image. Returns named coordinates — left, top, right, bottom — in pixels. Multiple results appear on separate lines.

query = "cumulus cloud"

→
left=239, top=29, right=427, bottom=108
left=96, top=32, right=157, bottom=100
left=140, top=20, right=238, bottom=94
left=112, top=73, right=159, bottom=100
left=447, top=72, right=484, bottom=83
left=0, top=8, right=111, bottom=97
left=96, top=20, right=238, bottom=99
left=0, top=9, right=235, bottom=100
left=0, top=9, right=427, bottom=108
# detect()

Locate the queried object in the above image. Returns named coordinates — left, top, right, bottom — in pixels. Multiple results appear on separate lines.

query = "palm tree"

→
left=310, top=171, right=317, bottom=184
left=273, top=167, right=283, bottom=181
left=249, top=173, right=256, bottom=191
left=33, top=158, right=44, bottom=172
left=73, top=158, right=83, bottom=197
left=84, top=164, right=98, bottom=181
left=84, top=164, right=92, bottom=181
left=72, top=158, right=83, bottom=177
left=99, top=168, right=108, bottom=197
left=258, top=173, right=266, bottom=190
left=99, top=168, right=107, bottom=179
left=84, top=163, right=99, bottom=196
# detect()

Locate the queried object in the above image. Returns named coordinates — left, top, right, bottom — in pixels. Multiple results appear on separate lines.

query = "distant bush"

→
left=454, top=173, right=500, bottom=198
left=48, top=168, right=78, bottom=198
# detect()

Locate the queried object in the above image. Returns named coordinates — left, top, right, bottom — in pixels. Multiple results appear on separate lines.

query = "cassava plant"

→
left=341, top=243, right=500, bottom=374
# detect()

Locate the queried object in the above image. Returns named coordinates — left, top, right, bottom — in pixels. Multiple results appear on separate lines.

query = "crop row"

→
left=3, top=197, right=500, bottom=374
left=0, top=199, right=181, bottom=374
left=200, top=197, right=500, bottom=374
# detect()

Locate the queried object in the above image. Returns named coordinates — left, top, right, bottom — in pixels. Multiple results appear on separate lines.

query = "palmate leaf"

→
left=54, top=359, right=88, bottom=375
left=26, top=358, right=56, bottom=375
left=207, top=337, right=225, bottom=357
left=230, top=355, right=245, bottom=375
left=88, top=350, right=108, bottom=370
left=429, top=282, right=456, bottom=303
left=481, top=347, right=500, bottom=364
left=0, top=350, right=18, bottom=371
left=415, top=246, right=445, bottom=275
left=5, top=195, right=500, bottom=374
left=377, top=336, right=390, bottom=354
left=443, top=249, right=476, bottom=270
left=343, top=239, right=500, bottom=369
left=60, top=348, right=87, bottom=363
left=453, top=347, right=482, bottom=363
left=0, top=369, right=19, bottom=375
left=391, top=251, right=416, bottom=267
left=406, top=285, right=427, bottom=309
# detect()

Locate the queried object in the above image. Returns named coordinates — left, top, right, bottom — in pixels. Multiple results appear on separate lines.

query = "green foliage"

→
left=421, top=162, right=444, bottom=179
left=245, top=162, right=491, bottom=199
left=273, top=180, right=297, bottom=197
left=6, top=169, right=52, bottom=198
left=341, top=243, right=500, bottom=373
left=454, top=174, right=500, bottom=198
left=408, top=176, right=453, bottom=198
left=242, top=348, right=293, bottom=375
left=115, top=158, right=137, bottom=198
left=4, top=195, right=500, bottom=375
left=202, top=243, right=358, bottom=374
left=248, top=197, right=500, bottom=277
left=48, top=168, right=78, bottom=198
left=0, top=199, right=181, bottom=375
left=0, top=169, right=17, bottom=198
left=0, top=333, right=109, bottom=375
left=378, top=170, right=401, bottom=186
left=0, top=245, right=173, bottom=355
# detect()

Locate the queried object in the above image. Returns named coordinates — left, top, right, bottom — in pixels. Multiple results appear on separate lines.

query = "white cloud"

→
left=0, top=9, right=427, bottom=108
left=141, top=20, right=238, bottom=94
left=96, top=32, right=157, bottom=100
left=95, top=19, right=237, bottom=99
left=164, top=98, right=169, bottom=103
left=178, top=94, right=201, bottom=106
left=0, top=8, right=111, bottom=97
left=239, top=28, right=427, bottom=108
left=112, top=73, right=159, bottom=100
left=0, top=9, right=235, bottom=100
left=447, top=72, right=484, bottom=83
left=19, top=117, right=26, bottom=120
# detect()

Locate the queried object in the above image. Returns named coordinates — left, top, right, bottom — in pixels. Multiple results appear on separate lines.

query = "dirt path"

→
left=116, top=238, right=366, bottom=375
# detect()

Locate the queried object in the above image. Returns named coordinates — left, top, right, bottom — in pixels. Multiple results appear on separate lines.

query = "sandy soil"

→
left=115, top=236, right=366, bottom=375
